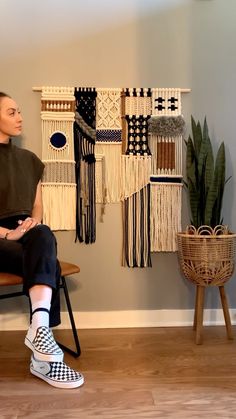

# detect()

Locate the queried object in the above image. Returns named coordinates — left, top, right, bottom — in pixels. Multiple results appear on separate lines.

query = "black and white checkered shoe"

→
left=25, top=326, right=64, bottom=362
left=30, top=355, right=84, bottom=389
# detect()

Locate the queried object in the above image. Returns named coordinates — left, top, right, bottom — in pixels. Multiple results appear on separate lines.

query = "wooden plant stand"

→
left=177, top=226, right=236, bottom=344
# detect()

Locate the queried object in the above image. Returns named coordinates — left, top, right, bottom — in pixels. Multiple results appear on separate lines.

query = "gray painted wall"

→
left=0, top=0, right=235, bottom=316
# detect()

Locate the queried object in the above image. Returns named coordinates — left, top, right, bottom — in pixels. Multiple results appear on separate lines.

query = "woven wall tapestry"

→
left=95, top=88, right=122, bottom=204
left=121, top=88, right=152, bottom=267
left=38, top=86, right=187, bottom=262
left=41, top=86, right=76, bottom=230
left=149, top=88, right=184, bottom=252
left=74, top=87, right=97, bottom=243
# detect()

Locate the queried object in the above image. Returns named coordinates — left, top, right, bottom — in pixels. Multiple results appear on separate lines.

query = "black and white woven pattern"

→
left=33, top=326, right=62, bottom=355
left=96, top=129, right=122, bottom=143
left=47, top=361, right=83, bottom=382
left=125, top=115, right=151, bottom=156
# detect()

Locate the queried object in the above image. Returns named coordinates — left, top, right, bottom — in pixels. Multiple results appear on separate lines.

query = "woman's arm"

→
left=31, top=181, right=43, bottom=224
left=0, top=226, right=12, bottom=239
left=0, top=181, right=43, bottom=240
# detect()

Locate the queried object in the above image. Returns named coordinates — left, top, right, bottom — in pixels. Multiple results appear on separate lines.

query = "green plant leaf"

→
left=185, top=117, right=228, bottom=228
left=191, top=116, right=202, bottom=157
left=212, top=142, right=225, bottom=226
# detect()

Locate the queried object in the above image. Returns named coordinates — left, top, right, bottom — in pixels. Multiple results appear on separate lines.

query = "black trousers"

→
left=0, top=221, right=61, bottom=327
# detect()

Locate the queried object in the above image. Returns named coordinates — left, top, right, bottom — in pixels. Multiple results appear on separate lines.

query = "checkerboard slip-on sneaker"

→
left=30, top=355, right=84, bottom=389
left=25, top=326, right=64, bottom=362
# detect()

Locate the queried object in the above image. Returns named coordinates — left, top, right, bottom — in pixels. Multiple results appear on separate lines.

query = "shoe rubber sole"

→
left=25, top=336, right=64, bottom=362
left=30, top=366, right=84, bottom=389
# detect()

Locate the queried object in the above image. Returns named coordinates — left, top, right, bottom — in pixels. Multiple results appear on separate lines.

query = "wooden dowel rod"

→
left=32, top=87, right=191, bottom=93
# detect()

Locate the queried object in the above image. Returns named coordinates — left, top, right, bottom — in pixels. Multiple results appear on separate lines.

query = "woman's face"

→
left=0, top=96, right=22, bottom=142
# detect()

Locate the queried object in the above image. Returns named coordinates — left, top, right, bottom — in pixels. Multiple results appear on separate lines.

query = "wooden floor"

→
left=1, top=326, right=236, bottom=418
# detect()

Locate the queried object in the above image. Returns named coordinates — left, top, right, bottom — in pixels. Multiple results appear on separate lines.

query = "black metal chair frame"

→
left=0, top=274, right=81, bottom=358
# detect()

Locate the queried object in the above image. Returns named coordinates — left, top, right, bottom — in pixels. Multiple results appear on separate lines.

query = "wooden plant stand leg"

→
left=193, top=285, right=200, bottom=331
left=195, top=285, right=205, bottom=345
left=219, top=285, right=234, bottom=340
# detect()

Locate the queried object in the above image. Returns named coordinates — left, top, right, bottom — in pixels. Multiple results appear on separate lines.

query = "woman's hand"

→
left=5, top=217, right=40, bottom=241
left=18, top=217, right=40, bottom=231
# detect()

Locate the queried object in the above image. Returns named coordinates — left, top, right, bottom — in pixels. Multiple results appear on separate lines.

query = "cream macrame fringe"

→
left=95, top=154, right=106, bottom=221
left=42, top=183, right=76, bottom=231
left=95, top=143, right=122, bottom=203
left=95, top=154, right=106, bottom=203
left=150, top=183, right=182, bottom=252
left=149, top=135, right=182, bottom=175
left=121, top=155, right=151, bottom=200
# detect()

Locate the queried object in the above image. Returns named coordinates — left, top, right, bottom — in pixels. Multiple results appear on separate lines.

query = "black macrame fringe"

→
left=123, top=184, right=152, bottom=268
left=74, top=87, right=97, bottom=244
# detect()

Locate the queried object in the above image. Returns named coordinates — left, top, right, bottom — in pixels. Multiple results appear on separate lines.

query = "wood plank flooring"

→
left=1, top=326, right=236, bottom=418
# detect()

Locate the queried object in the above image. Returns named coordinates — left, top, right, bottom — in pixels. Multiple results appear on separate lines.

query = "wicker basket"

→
left=177, top=226, right=236, bottom=286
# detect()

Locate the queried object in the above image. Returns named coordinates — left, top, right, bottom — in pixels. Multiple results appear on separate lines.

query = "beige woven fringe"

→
left=95, top=143, right=122, bottom=203
left=121, top=155, right=151, bottom=200
left=42, top=183, right=76, bottom=230
left=95, top=154, right=106, bottom=204
left=41, top=86, right=76, bottom=230
left=150, top=182, right=182, bottom=252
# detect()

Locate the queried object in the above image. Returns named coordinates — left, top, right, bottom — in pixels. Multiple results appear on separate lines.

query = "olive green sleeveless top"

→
left=0, top=141, right=44, bottom=220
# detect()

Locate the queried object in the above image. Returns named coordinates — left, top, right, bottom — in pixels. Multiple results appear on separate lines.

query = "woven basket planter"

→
left=177, top=226, right=236, bottom=287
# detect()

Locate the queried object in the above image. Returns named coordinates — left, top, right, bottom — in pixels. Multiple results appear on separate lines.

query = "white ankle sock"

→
left=31, top=301, right=51, bottom=329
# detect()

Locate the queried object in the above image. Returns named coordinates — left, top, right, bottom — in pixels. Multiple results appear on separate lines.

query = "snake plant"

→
left=186, top=116, right=225, bottom=228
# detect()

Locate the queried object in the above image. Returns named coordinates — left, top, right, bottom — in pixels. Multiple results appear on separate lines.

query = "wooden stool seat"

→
left=0, top=260, right=81, bottom=357
left=0, top=272, right=23, bottom=286
left=59, top=261, right=80, bottom=277
left=0, top=261, right=80, bottom=286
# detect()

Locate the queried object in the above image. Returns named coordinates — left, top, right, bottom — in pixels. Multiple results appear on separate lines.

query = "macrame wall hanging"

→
left=149, top=88, right=184, bottom=252
left=35, top=85, right=189, bottom=266
left=41, top=86, right=76, bottom=230
left=121, top=88, right=152, bottom=267
left=74, top=87, right=97, bottom=244
left=95, top=88, right=122, bottom=205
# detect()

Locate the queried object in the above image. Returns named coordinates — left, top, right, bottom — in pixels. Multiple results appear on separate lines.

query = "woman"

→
left=0, top=92, right=84, bottom=389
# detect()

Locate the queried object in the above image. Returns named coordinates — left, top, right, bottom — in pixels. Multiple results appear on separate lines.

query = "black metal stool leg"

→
left=56, top=276, right=81, bottom=357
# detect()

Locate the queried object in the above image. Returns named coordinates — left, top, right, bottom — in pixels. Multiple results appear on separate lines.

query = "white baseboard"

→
left=0, top=309, right=236, bottom=330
